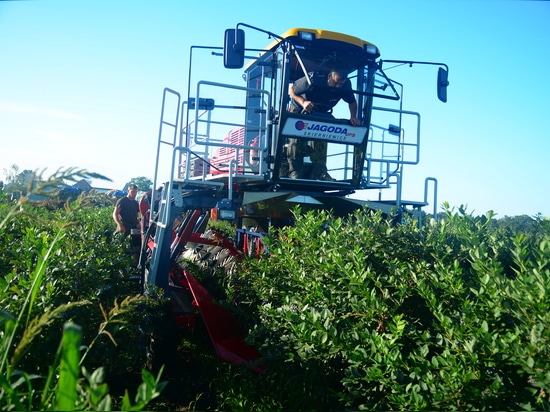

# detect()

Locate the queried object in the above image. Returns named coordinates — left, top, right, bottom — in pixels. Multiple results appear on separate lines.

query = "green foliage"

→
left=206, top=218, right=236, bottom=241
left=2, top=168, right=549, bottom=410
left=128, top=176, right=153, bottom=192
left=217, top=205, right=550, bottom=411
left=0, top=169, right=165, bottom=411
left=2, top=166, right=110, bottom=199
left=2, top=164, right=34, bottom=194
left=56, top=323, right=82, bottom=411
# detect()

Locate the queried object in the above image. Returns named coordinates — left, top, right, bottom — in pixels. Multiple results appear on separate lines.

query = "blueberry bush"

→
left=1, top=168, right=548, bottom=411
left=217, top=206, right=550, bottom=411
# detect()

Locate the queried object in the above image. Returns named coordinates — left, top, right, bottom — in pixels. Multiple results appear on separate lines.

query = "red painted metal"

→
left=170, top=210, right=202, bottom=252
left=180, top=268, right=263, bottom=372
left=144, top=204, right=262, bottom=371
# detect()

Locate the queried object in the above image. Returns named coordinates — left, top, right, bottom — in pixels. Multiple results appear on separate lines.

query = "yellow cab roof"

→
left=244, top=28, right=380, bottom=73
left=271, top=28, right=379, bottom=53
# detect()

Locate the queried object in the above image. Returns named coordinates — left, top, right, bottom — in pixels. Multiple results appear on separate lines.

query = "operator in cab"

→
left=289, top=70, right=360, bottom=126
left=286, top=70, right=360, bottom=180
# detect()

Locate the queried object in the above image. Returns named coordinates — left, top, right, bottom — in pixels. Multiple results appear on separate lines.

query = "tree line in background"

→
left=1, top=164, right=545, bottom=227
left=0, top=164, right=153, bottom=197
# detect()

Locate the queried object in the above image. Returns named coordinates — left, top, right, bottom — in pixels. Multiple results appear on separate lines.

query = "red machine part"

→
left=155, top=208, right=263, bottom=371
left=173, top=268, right=263, bottom=372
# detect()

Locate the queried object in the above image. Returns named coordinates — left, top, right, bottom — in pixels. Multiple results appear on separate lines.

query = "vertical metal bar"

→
left=424, top=177, right=438, bottom=219
left=151, top=88, right=180, bottom=222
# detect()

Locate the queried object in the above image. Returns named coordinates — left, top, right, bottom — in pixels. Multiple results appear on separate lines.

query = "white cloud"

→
left=0, top=99, right=84, bottom=120
left=34, top=129, right=86, bottom=147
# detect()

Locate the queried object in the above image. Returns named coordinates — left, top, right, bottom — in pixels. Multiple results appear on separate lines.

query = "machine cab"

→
left=237, top=28, right=389, bottom=192
left=174, top=26, right=425, bottom=198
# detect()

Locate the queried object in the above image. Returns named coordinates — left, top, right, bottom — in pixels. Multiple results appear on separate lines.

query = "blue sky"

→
left=1, top=0, right=549, bottom=217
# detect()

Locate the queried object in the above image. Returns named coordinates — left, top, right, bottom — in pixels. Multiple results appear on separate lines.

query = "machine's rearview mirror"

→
left=437, top=67, right=449, bottom=103
left=224, top=29, right=245, bottom=69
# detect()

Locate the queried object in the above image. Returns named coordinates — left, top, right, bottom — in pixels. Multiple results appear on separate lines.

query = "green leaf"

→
left=55, top=322, right=82, bottom=411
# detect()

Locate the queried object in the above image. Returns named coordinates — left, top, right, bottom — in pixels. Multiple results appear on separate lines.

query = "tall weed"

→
left=0, top=169, right=165, bottom=411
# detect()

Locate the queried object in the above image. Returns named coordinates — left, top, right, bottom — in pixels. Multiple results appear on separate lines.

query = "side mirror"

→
left=437, top=67, right=449, bottom=103
left=224, top=28, right=245, bottom=69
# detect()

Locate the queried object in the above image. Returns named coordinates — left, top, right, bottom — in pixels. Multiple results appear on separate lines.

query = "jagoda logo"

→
left=295, top=120, right=309, bottom=130
left=294, top=120, right=354, bottom=137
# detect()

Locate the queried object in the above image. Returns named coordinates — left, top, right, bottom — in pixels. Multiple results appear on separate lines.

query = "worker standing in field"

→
left=112, top=183, right=140, bottom=235
left=112, top=183, right=140, bottom=265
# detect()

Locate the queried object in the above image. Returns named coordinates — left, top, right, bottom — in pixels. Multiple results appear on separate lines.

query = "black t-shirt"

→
left=116, top=196, right=139, bottom=230
left=290, top=72, right=356, bottom=113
